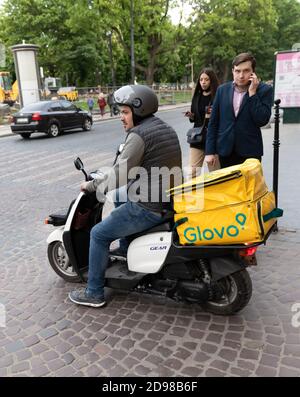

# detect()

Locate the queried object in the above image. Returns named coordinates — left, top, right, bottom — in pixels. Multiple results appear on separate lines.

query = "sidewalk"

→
left=0, top=103, right=189, bottom=139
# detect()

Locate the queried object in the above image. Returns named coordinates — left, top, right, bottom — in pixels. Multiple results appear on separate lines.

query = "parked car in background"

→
left=57, top=86, right=78, bottom=101
left=10, top=100, right=93, bottom=139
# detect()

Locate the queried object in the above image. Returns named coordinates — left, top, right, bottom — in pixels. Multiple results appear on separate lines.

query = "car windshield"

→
left=21, top=102, right=49, bottom=112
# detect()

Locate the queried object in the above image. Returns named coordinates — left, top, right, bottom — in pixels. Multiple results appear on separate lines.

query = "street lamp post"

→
left=130, top=0, right=135, bottom=84
left=185, top=57, right=194, bottom=88
left=106, top=31, right=116, bottom=87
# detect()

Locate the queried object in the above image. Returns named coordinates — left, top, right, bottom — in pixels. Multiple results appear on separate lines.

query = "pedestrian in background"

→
left=205, top=53, right=273, bottom=169
left=184, top=67, right=220, bottom=178
left=87, top=95, right=94, bottom=113
left=107, top=90, right=115, bottom=117
left=97, top=93, right=107, bottom=118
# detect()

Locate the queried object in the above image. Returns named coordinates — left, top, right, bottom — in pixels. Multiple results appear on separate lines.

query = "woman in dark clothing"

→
left=185, top=67, right=220, bottom=178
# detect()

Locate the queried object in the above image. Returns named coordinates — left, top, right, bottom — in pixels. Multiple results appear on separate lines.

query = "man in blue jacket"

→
left=205, top=53, right=273, bottom=168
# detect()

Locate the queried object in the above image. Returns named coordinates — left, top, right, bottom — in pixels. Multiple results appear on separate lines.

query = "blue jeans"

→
left=113, top=186, right=130, bottom=252
left=87, top=201, right=164, bottom=299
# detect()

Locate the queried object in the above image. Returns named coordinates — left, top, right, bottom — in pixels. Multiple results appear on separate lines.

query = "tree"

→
left=189, top=0, right=278, bottom=81
left=0, top=0, right=74, bottom=81
left=0, top=0, right=299, bottom=86
left=94, top=0, right=186, bottom=85
left=272, top=0, right=300, bottom=51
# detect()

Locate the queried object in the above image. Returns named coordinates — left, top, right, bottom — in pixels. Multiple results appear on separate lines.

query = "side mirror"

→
left=74, top=157, right=84, bottom=170
left=74, top=157, right=89, bottom=181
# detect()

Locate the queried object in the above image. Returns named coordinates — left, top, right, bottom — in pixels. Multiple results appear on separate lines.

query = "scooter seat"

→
left=131, top=221, right=173, bottom=239
left=146, top=222, right=173, bottom=233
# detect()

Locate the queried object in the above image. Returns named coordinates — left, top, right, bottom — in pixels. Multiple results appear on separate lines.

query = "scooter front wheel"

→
left=200, top=269, right=252, bottom=315
left=47, top=241, right=81, bottom=283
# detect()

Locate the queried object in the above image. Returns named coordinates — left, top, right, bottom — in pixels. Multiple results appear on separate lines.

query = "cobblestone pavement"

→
left=0, top=116, right=299, bottom=377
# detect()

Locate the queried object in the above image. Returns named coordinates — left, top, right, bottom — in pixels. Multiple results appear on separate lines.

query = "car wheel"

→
left=83, top=118, right=92, bottom=131
left=20, top=133, right=31, bottom=139
left=47, top=123, right=60, bottom=137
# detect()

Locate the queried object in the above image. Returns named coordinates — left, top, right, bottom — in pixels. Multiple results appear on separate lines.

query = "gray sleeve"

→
left=92, top=132, right=145, bottom=192
left=116, top=132, right=145, bottom=171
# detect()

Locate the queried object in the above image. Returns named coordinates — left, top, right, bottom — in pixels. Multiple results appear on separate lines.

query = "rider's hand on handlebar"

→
left=80, top=171, right=107, bottom=194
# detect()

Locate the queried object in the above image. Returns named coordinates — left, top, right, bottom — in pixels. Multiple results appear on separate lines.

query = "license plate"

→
left=16, top=118, right=28, bottom=123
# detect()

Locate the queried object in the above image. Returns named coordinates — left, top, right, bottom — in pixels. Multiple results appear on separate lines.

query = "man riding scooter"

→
left=69, top=85, right=182, bottom=308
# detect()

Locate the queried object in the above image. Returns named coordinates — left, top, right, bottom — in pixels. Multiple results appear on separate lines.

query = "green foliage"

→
left=189, top=0, right=278, bottom=81
left=272, top=0, right=300, bottom=51
left=0, top=0, right=299, bottom=86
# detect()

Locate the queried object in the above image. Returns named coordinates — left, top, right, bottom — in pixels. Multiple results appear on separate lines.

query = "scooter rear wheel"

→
left=200, top=269, right=252, bottom=315
left=48, top=241, right=81, bottom=283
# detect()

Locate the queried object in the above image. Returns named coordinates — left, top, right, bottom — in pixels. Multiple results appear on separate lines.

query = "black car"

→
left=11, top=100, right=93, bottom=139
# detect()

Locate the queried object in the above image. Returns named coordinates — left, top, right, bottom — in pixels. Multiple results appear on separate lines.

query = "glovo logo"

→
left=183, top=213, right=247, bottom=243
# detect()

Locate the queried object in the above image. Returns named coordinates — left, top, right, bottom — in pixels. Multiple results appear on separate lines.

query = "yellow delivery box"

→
left=168, top=159, right=283, bottom=246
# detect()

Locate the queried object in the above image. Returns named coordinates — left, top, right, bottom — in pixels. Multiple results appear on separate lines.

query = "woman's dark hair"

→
left=193, top=67, right=220, bottom=100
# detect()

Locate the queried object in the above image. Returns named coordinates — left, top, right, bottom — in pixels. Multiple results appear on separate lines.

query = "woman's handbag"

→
left=186, top=123, right=207, bottom=145
left=186, top=103, right=211, bottom=145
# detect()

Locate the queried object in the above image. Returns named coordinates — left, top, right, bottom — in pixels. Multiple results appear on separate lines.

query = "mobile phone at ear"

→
left=248, top=73, right=254, bottom=85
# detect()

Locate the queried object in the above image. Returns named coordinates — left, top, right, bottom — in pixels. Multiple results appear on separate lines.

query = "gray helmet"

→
left=113, top=85, right=158, bottom=117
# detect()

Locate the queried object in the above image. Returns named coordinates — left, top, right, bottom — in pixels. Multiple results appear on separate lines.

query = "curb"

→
left=0, top=129, right=13, bottom=138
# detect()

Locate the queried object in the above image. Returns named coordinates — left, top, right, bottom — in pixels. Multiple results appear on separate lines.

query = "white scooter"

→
left=45, top=100, right=283, bottom=315
left=45, top=155, right=269, bottom=316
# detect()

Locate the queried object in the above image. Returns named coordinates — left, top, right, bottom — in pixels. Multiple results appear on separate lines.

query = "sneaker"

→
left=69, top=289, right=106, bottom=308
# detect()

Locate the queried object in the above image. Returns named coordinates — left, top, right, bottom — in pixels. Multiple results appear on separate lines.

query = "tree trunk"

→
left=221, top=62, right=230, bottom=83
left=144, top=34, right=160, bottom=85
left=145, top=60, right=156, bottom=85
